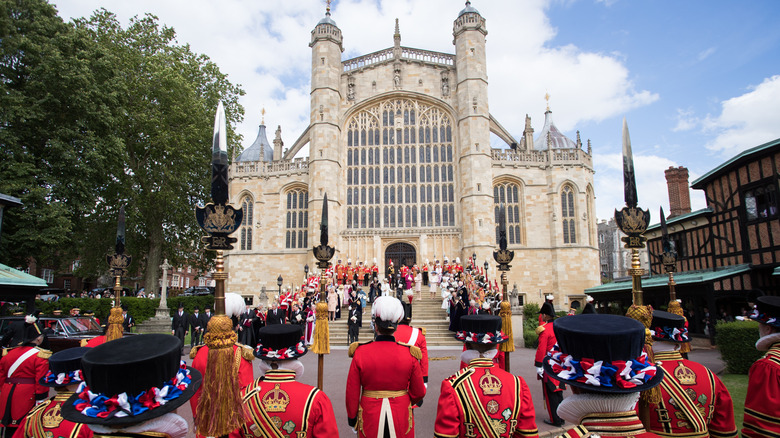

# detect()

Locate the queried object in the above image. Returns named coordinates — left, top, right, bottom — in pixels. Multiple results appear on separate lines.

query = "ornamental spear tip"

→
left=115, top=205, right=126, bottom=254
left=211, top=101, right=229, bottom=205
left=622, top=117, right=638, bottom=208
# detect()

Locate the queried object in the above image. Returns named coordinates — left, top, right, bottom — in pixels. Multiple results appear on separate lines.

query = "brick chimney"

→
left=665, top=166, right=691, bottom=218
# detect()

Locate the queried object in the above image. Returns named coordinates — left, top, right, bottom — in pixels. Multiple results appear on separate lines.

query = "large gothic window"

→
left=285, top=189, right=308, bottom=249
left=493, top=183, right=523, bottom=245
left=240, top=195, right=253, bottom=250
left=561, top=185, right=576, bottom=244
left=346, top=99, right=455, bottom=229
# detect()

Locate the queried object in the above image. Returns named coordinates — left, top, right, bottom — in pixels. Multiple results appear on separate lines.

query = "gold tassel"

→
left=625, top=304, right=661, bottom=404
left=667, top=300, right=692, bottom=354
left=348, top=342, right=359, bottom=358
left=498, top=301, right=514, bottom=353
left=195, top=315, right=246, bottom=437
left=105, top=307, right=124, bottom=342
left=189, top=345, right=200, bottom=360
left=311, top=301, right=330, bottom=355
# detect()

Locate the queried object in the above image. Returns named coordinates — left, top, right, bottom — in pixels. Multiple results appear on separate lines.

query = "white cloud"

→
left=52, top=0, right=657, bottom=155
left=672, top=108, right=698, bottom=132
left=704, top=75, right=780, bottom=156
left=697, top=46, right=717, bottom=62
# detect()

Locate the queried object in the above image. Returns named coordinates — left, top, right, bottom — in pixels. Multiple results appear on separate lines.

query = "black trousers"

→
left=348, top=324, right=359, bottom=344
left=542, top=379, right=564, bottom=425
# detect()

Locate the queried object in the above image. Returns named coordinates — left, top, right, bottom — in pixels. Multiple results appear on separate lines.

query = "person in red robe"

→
left=395, top=303, right=429, bottom=386
left=346, top=296, right=425, bottom=438
left=0, top=318, right=50, bottom=438
left=435, top=314, right=538, bottom=438
left=535, top=301, right=565, bottom=427
left=742, top=295, right=780, bottom=438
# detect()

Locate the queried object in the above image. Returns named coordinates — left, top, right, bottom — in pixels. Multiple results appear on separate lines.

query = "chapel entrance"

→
left=385, top=242, right=416, bottom=276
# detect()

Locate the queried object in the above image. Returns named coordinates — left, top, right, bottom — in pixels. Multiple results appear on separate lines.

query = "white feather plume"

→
left=586, top=295, right=594, bottom=303
left=372, top=296, right=404, bottom=323
left=224, top=293, right=245, bottom=318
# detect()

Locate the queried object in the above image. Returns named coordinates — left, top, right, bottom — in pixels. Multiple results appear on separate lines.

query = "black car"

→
left=182, top=286, right=214, bottom=296
left=0, top=315, right=103, bottom=351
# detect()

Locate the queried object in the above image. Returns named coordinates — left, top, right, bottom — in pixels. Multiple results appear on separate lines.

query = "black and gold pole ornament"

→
left=493, top=203, right=515, bottom=372
left=660, top=207, right=690, bottom=355
left=615, top=118, right=659, bottom=422
left=105, top=205, right=130, bottom=342
left=194, top=101, right=245, bottom=437
left=311, top=193, right=335, bottom=390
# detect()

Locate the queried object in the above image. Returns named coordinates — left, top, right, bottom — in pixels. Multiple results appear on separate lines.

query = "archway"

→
left=385, top=242, right=416, bottom=276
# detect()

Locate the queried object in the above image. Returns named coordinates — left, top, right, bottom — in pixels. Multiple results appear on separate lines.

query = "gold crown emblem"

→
left=42, top=403, right=63, bottom=429
left=674, top=362, right=696, bottom=386
left=262, top=384, right=290, bottom=413
left=479, top=370, right=502, bottom=395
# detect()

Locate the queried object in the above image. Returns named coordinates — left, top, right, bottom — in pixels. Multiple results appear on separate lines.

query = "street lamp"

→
left=277, top=275, right=283, bottom=298
left=304, top=264, right=309, bottom=276
left=484, top=260, right=489, bottom=282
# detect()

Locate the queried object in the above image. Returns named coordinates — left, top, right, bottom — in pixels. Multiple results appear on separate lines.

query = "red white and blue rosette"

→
left=650, top=325, right=690, bottom=343
left=750, top=308, right=780, bottom=328
left=255, top=336, right=308, bottom=360
left=544, top=344, right=660, bottom=393
left=454, top=330, right=508, bottom=345
left=71, top=361, right=191, bottom=419
left=41, top=369, right=84, bottom=387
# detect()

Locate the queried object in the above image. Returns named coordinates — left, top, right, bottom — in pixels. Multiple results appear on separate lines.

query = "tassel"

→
left=498, top=301, right=514, bottom=353
left=311, top=301, right=330, bottom=355
left=625, top=304, right=661, bottom=405
left=105, top=307, right=124, bottom=342
left=195, top=315, right=246, bottom=437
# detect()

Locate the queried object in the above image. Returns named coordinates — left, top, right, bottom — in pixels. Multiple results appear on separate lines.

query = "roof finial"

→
left=545, top=92, right=551, bottom=112
left=325, top=0, right=331, bottom=16
left=261, top=107, right=266, bottom=125
left=465, top=1, right=472, bottom=6
left=394, top=18, right=401, bottom=50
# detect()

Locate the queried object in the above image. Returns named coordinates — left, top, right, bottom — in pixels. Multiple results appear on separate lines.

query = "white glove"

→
left=536, top=367, right=544, bottom=378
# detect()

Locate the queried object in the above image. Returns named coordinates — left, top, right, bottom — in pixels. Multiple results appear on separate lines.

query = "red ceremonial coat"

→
left=346, top=336, right=426, bottom=438
left=82, top=335, right=106, bottom=347
left=647, top=350, right=737, bottom=438
left=238, top=369, right=337, bottom=438
left=556, top=412, right=663, bottom=438
left=336, top=264, right=346, bottom=282
left=190, top=344, right=255, bottom=425
left=742, top=342, right=780, bottom=438
left=534, top=321, right=562, bottom=389
left=434, top=358, right=538, bottom=438
left=13, top=391, right=93, bottom=438
left=395, top=324, right=429, bottom=383
left=459, top=346, right=506, bottom=371
left=0, top=346, right=49, bottom=427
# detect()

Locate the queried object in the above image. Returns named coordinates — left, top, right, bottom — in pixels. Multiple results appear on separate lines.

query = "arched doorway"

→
left=385, top=243, right=416, bottom=277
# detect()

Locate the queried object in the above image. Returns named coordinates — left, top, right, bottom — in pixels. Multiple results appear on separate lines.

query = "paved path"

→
left=176, top=341, right=725, bottom=437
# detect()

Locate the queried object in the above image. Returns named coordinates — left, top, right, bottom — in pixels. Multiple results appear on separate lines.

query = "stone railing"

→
left=343, top=46, right=455, bottom=72
left=231, top=158, right=309, bottom=177
left=491, top=148, right=593, bottom=167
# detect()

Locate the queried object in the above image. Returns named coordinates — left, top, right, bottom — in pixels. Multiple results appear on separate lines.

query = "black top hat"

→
left=193, top=306, right=200, bottom=311
left=21, top=319, right=43, bottom=345
left=255, top=324, right=307, bottom=360
left=650, top=310, right=689, bottom=343
left=177, top=302, right=185, bottom=309
left=750, top=296, right=780, bottom=328
left=539, top=301, right=556, bottom=318
left=40, top=347, right=89, bottom=387
left=455, top=315, right=508, bottom=345
left=121, top=304, right=128, bottom=311
left=581, top=302, right=597, bottom=314
left=62, top=334, right=201, bottom=426
left=544, top=314, right=663, bottom=393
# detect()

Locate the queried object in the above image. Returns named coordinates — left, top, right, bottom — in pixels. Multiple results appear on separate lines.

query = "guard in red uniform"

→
left=742, top=295, right=780, bottom=438
left=435, top=315, right=538, bottom=438
left=13, top=347, right=93, bottom=438
left=346, top=296, right=425, bottom=438
left=0, top=319, right=50, bottom=438
left=238, top=324, right=337, bottom=438
left=395, top=303, right=429, bottom=386
left=535, top=301, right=565, bottom=427
left=646, top=310, right=737, bottom=438
left=544, top=314, right=664, bottom=438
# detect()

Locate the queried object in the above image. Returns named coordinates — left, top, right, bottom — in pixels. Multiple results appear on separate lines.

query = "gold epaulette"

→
left=236, top=343, right=255, bottom=361
left=2, top=348, right=7, bottom=357
left=80, top=339, right=88, bottom=347
left=189, top=345, right=201, bottom=359
left=535, top=324, right=546, bottom=336
left=348, top=341, right=372, bottom=357
left=36, top=347, right=52, bottom=359
left=420, top=327, right=427, bottom=337
left=398, top=342, right=422, bottom=360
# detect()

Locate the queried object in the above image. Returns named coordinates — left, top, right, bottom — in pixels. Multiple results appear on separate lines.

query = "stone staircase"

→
left=327, top=294, right=461, bottom=347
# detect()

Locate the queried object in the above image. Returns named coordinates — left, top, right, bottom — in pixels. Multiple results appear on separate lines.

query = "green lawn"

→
left=720, top=373, right=748, bottom=432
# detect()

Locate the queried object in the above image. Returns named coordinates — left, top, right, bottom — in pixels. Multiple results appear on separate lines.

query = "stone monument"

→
left=138, top=259, right=172, bottom=333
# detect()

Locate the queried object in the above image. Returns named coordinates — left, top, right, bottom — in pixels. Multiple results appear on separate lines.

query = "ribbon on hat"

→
left=454, top=330, right=507, bottom=344
left=256, top=337, right=306, bottom=360
left=44, top=369, right=83, bottom=386
left=650, top=325, right=690, bottom=342
left=72, top=361, right=191, bottom=419
left=546, top=344, right=657, bottom=389
left=750, top=308, right=780, bottom=327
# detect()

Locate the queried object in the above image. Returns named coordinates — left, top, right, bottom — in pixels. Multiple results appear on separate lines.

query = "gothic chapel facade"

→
left=226, top=2, right=599, bottom=307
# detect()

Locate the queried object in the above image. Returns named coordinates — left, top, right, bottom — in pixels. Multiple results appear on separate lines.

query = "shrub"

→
left=715, top=320, right=763, bottom=374
left=34, top=296, right=215, bottom=324
left=522, top=303, right=540, bottom=349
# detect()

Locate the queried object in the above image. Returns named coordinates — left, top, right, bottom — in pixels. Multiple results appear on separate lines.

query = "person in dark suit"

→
left=200, top=305, right=213, bottom=335
left=290, top=303, right=305, bottom=326
left=171, top=302, right=188, bottom=355
left=347, top=302, right=361, bottom=344
left=121, top=304, right=135, bottom=333
left=266, top=302, right=287, bottom=325
left=190, top=306, right=205, bottom=347
left=237, top=305, right=256, bottom=346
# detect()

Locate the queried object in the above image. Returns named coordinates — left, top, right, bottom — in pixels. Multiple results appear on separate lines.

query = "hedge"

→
left=523, top=303, right=540, bottom=349
left=715, top=320, right=763, bottom=374
left=31, top=296, right=215, bottom=324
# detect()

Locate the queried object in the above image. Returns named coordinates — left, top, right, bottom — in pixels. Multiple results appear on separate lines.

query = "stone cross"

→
left=159, top=259, right=171, bottom=310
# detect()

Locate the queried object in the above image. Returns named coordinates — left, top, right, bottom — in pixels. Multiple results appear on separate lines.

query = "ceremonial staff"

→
left=660, top=206, right=690, bottom=355
left=493, top=203, right=515, bottom=372
left=106, top=205, right=130, bottom=342
left=194, top=101, right=244, bottom=437
left=311, top=193, right=335, bottom=390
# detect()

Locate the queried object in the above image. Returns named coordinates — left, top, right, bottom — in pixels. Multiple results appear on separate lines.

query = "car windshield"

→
left=59, top=317, right=100, bottom=334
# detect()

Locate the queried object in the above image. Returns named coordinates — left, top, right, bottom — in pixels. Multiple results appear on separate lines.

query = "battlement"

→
left=230, top=158, right=309, bottom=178
left=343, top=46, right=455, bottom=72
left=491, top=148, right=593, bottom=168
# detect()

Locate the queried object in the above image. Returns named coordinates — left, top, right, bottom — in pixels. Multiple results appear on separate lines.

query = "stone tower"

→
left=309, top=5, right=344, bottom=245
left=453, top=2, right=493, bottom=262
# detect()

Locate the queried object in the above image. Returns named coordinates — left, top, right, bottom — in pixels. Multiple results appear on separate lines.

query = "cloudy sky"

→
left=53, top=0, right=780, bottom=222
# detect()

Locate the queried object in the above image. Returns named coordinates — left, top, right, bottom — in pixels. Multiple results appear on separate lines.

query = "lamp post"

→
left=484, top=260, right=489, bottom=283
left=472, top=252, right=477, bottom=270
left=304, top=264, right=309, bottom=276
left=277, top=275, right=283, bottom=299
